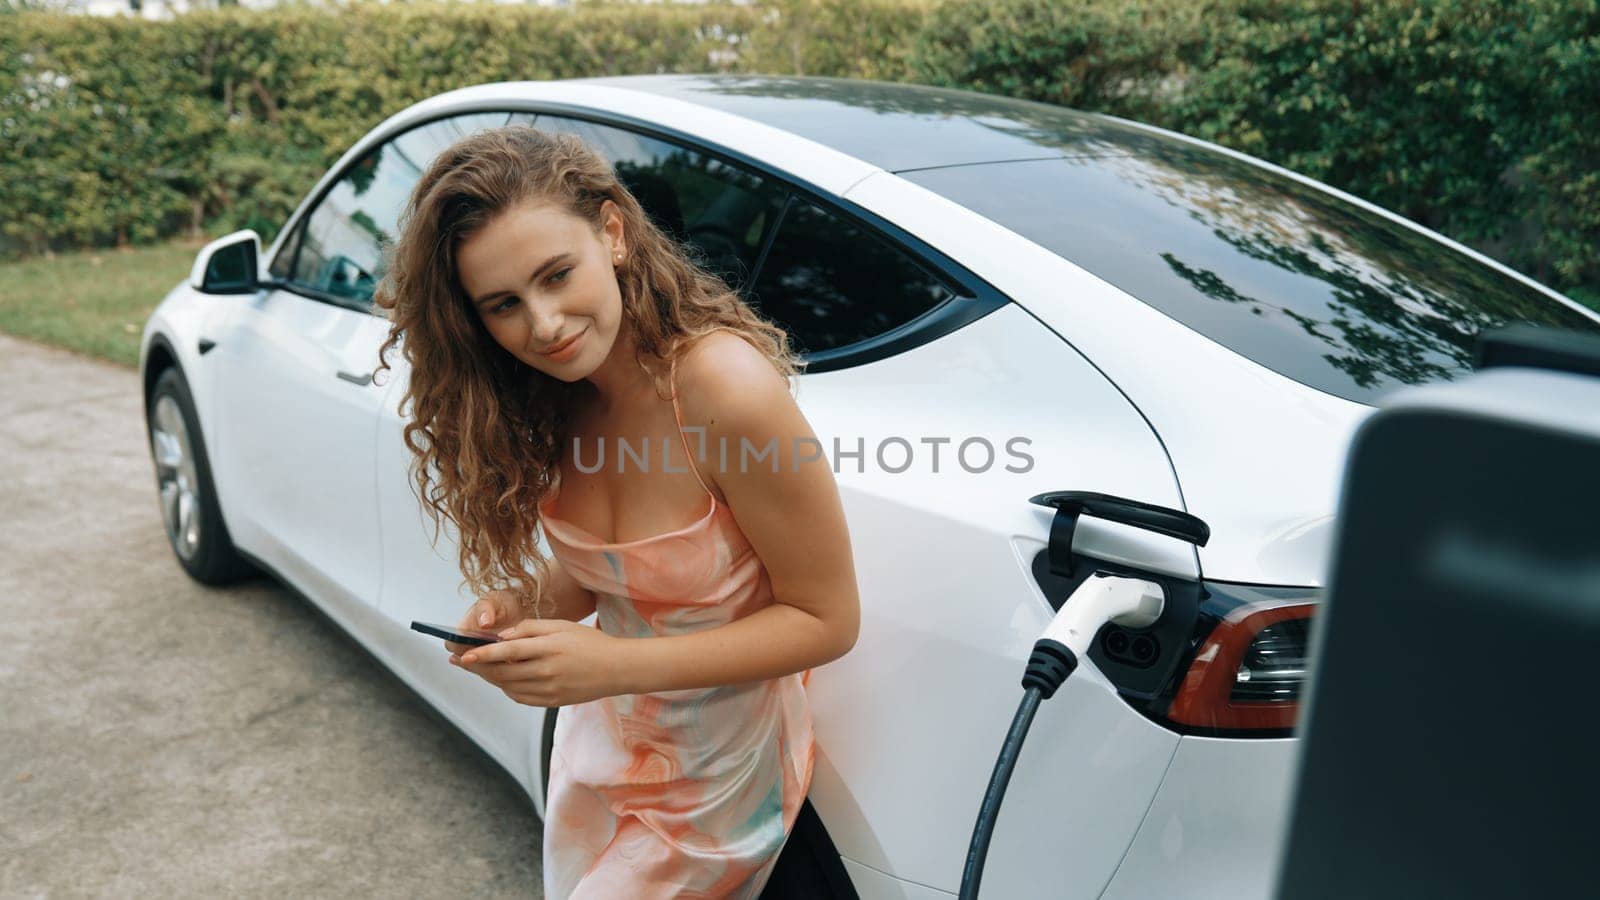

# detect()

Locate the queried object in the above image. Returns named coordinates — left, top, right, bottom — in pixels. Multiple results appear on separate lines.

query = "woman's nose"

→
left=524, top=299, right=565, bottom=344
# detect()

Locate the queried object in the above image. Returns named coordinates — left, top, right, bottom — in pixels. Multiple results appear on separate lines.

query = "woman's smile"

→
left=541, top=325, right=587, bottom=362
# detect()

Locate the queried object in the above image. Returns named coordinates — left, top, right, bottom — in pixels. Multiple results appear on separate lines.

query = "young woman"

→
left=371, top=125, right=861, bottom=899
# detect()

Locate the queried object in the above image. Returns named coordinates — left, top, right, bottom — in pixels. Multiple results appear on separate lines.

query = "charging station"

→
left=1272, top=325, right=1600, bottom=898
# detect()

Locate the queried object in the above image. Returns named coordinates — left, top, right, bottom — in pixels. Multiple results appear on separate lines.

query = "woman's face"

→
left=457, top=197, right=628, bottom=383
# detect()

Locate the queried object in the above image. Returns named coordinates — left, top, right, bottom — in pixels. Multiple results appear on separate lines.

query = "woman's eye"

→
left=494, top=297, right=518, bottom=313
left=549, top=267, right=572, bottom=285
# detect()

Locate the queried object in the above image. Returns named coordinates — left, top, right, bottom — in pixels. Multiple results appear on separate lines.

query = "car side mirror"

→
left=189, top=229, right=262, bottom=294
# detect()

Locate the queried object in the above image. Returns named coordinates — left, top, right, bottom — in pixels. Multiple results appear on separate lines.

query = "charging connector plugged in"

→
left=960, top=573, right=1167, bottom=899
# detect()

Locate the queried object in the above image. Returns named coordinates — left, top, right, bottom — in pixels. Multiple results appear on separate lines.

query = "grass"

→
left=0, top=238, right=207, bottom=369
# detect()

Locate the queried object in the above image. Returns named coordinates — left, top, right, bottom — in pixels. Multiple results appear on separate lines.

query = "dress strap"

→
left=669, top=352, right=715, bottom=499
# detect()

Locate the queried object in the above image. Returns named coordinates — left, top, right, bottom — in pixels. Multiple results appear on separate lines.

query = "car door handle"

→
left=336, top=370, right=373, bottom=386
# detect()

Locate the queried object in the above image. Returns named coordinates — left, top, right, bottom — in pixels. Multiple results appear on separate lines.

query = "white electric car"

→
left=140, top=75, right=1600, bottom=899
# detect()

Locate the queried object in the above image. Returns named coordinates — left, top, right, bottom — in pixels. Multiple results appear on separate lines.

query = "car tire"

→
left=146, top=366, right=257, bottom=585
left=758, top=797, right=861, bottom=899
left=540, top=705, right=559, bottom=809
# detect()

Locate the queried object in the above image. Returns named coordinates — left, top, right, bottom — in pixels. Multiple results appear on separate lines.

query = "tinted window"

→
left=535, top=116, right=786, bottom=293
left=288, top=112, right=520, bottom=307
left=750, top=197, right=955, bottom=354
left=905, top=151, right=1600, bottom=404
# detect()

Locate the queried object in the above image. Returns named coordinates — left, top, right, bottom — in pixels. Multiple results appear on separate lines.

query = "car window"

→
left=534, top=115, right=786, bottom=294
left=750, top=196, right=956, bottom=354
left=285, top=112, right=521, bottom=308
left=902, top=151, right=1600, bottom=404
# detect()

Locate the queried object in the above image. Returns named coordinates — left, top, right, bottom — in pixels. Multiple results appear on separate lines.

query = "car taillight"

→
left=1165, top=593, right=1318, bottom=734
left=1232, top=618, right=1310, bottom=702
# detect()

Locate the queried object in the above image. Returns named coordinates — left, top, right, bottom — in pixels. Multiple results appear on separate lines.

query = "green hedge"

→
left=2, top=0, right=1596, bottom=298
left=1159, top=0, right=1600, bottom=298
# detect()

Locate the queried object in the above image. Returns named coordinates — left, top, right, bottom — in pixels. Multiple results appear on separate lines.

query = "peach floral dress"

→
left=535, top=354, right=816, bottom=899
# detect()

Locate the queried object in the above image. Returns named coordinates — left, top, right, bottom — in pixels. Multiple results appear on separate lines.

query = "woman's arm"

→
left=615, top=332, right=860, bottom=693
left=537, top=552, right=599, bottom=622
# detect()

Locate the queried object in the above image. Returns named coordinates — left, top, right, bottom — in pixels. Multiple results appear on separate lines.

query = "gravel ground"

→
left=0, top=332, right=544, bottom=898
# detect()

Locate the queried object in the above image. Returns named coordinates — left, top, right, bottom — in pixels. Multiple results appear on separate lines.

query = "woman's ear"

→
left=601, top=199, right=626, bottom=263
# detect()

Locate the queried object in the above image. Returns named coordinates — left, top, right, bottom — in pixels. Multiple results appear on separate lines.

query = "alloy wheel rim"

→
left=151, top=394, right=202, bottom=561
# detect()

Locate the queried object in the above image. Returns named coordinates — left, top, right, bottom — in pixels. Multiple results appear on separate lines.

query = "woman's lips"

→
left=540, top=326, right=586, bottom=361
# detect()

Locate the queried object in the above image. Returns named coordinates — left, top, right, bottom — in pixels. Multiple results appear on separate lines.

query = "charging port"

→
left=1100, top=627, right=1161, bottom=668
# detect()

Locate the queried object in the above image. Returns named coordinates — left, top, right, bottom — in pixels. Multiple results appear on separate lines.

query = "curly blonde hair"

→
left=372, top=124, right=801, bottom=617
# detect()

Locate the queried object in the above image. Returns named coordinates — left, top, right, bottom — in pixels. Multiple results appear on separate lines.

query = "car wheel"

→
left=147, top=366, right=256, bottom=585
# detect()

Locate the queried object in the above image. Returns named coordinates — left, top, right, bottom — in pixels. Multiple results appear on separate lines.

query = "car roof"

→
left=570, top=74, right=1169, bottom=172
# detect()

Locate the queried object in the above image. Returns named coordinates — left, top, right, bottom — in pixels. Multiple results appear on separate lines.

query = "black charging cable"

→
left=959, top=574, right=1164, bottom=900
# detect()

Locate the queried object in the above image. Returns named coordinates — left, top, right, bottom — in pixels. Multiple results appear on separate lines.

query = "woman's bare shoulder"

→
left=675, top=329, right=793, bottom=425
left=674, top=330, right=788, bottom=409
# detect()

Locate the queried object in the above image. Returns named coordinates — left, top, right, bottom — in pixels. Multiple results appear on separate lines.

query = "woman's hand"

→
left=449, top=619, right=630, bottom=707
left=443, top=588, right=522, bottom=657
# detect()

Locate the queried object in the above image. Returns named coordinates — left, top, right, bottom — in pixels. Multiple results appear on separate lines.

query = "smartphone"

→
left=410, top=620, right=504, bottom=646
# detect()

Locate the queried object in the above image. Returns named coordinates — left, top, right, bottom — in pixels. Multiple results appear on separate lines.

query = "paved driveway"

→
left=0, top=333, right=544, bottom=897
